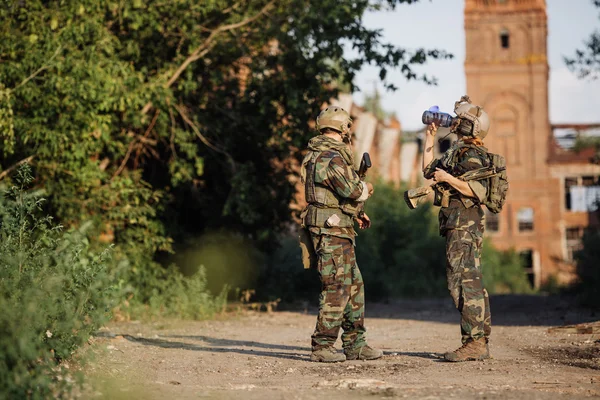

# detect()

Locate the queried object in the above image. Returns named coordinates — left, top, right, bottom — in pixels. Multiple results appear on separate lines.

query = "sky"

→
left=350, top=0, right=600, bottom=131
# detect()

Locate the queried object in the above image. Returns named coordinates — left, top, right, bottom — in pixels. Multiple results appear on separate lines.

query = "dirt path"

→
left=84, top=296, right=600, bottom=399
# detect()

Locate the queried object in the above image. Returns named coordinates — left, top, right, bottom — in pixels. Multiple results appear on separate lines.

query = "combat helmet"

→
left=316, top=106, right=353, bottom=140
left=452, top=95, right=490, bottom=139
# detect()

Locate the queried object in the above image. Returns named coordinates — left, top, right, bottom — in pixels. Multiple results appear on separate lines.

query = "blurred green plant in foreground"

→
left=0, top=165, right=118, bottom=398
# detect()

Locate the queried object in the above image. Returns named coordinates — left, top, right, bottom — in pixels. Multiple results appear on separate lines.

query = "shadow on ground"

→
left=111, top=334, right=310, bottom=361
left=94, top=333, right=448, bottom=363
left=287, top=294, right=598, bottom=327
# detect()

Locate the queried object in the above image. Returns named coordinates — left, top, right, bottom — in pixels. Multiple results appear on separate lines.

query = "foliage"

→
left=480, top=240, right=533, bottom=295
left=574, top=136, right=600, bottom=164
left=357, top=181, right=446, bottom=299
left=565, top=0, right=600, bottom=79
left=121, top=265, right=229, bottom=320
left=260, top=181, right=533, bottom=303
left=0, top=165, right=118, bottom=398
left=0, top=1, right=451, bottom=301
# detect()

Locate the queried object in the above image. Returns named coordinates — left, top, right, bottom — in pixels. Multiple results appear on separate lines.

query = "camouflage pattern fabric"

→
left=434, top=141, right=492, bottom=344
left=301, top=134, right=370, bottom=352
left=313, top=150, right=364, bottom=199
left=437, top=145, right=490, bottom=235
left=300, top=135, right=366, bottom=235
left=310, top=233, right=366, bottom=351
left=445, top=227, right=491, bottom=344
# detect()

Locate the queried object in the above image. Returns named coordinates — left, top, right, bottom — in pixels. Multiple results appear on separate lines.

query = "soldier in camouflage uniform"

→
left=422, top=96, right=493, bottom=362
left=299, top=106, right=383, bottom=363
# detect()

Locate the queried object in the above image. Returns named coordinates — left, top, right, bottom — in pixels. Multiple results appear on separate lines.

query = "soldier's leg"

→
left=445, top=230, right=487, bottom=344
left=311, top=235, right=351, bottom=350
left=474, top=232, right=492, bottom=340
left=340, top=242, right=366, bottom=351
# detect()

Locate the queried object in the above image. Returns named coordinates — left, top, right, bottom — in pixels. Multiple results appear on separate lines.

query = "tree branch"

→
left=173, top=103, right=236, bottom=173
left=0, top=155, right=35, bottom=181
left=13, top=46, right=62, bottom=91
left=141, top=1, right=274, bottom=115
left=111, top=135, right=137, bottom=180
left=133, top=109, right=160, bottom=169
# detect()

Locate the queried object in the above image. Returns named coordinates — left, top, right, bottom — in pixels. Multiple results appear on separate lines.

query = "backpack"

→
left=483, top=152, right=509, bottom=214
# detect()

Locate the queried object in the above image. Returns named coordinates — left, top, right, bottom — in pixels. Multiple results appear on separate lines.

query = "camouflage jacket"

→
left=425, top=141, right=490, bottom=235
left=300, top=135, right=369, bottom=241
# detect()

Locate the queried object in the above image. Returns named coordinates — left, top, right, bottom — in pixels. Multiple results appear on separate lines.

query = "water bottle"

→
left=421, top=106, right=455, bottom=128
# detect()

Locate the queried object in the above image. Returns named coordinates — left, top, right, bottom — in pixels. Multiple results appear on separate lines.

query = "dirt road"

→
left=85, top=295, right=600, bottom=399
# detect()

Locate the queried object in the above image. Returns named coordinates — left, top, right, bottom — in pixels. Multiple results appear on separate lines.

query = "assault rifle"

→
left=404, top=165, right=506, bottom=209
left=358, top=152, right=372, bottom=178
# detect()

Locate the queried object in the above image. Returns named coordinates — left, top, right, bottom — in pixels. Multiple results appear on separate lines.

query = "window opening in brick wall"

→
left=485, top=210, right=499, bottom=232
left=500, top=29, right=510, bottom=49
left=565, top=175, right=600, bottom=212
left=439, top=138, right=451, bottom=154
left=566, top=226, right=585, bottom=262
left=519, top=250, right=535, bottom=288
left=517, top=207, right=534, bottom=232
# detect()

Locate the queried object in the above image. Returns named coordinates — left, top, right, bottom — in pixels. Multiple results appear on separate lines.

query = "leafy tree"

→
left=0, top=1, right=451, bottom=299
left=565, top=0, right=600, bottom=80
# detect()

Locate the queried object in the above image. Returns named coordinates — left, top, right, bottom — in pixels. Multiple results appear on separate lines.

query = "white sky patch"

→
left=550, top=66, right=600, bottom=124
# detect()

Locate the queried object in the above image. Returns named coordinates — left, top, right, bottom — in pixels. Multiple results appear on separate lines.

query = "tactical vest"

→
left=444, top=143, right=509, bottom=213
left=302, top=151, right=355, bottom=228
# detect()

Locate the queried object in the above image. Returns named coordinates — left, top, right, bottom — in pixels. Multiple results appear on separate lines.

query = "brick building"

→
left=461, top=0, right=600, bottom=287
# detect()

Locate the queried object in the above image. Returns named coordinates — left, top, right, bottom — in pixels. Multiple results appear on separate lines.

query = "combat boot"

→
left=444, top=338, right=489, bottom=362
left=344, top=345, right=383, bottom=361
left=310, top=346, right=346, bottom=363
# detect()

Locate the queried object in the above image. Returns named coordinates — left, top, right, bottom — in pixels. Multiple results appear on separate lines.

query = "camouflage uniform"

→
left=426, top=141, right=492, bottom=344
left=300, top=135, right=370, bottom=352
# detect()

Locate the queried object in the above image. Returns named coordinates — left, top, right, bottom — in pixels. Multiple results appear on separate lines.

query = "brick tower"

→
left=464, top=0, right=562, bottom=287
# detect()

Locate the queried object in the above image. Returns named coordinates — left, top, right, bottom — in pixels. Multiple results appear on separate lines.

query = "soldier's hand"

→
left=357, top=213, right=371, bottom=229
left=366, top=182, right=374, bottom=197
left=426, top=123, right=438, bottom=138
left=433, top=167, right=452, bottom=183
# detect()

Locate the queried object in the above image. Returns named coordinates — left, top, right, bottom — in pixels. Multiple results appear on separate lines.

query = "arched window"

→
left=500, top=29, right=510, bottom=49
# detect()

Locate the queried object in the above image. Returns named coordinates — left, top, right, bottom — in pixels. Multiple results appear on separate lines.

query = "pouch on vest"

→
left=298, top=227, right=317, bottom=269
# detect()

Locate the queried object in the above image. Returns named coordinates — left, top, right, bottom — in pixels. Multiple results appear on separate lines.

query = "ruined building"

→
left=463, top=0, right=600, bottom=287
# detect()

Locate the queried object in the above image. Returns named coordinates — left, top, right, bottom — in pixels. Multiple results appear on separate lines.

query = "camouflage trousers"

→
left=310, top=234, right=366, bottom=351
left=445, top=229, right=491, bottom=344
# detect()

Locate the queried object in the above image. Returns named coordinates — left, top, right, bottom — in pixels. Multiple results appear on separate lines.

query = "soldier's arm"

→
left=422, top=123, right=437, bottom=174
left=320, top=153, right=369, bottom=201
left=455, top=149, right=490, bottom=202
left=433, top=168, right=476, bottom=197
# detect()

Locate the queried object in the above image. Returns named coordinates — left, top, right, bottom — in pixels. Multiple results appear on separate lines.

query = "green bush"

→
left=357, top=181, right=447, bottom=300
left=481, top=240, right=533, bottom=294
left=0, top=165, right=119, bottom=398
left=121, top=264, right=229, bottom=320
left=258, top=236, right=321, bottom=303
